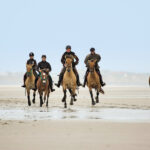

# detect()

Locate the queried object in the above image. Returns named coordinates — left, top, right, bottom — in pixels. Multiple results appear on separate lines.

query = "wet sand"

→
left=0, top=120, right=150, bottom=150
left=0, top=86, right=150, bottom=150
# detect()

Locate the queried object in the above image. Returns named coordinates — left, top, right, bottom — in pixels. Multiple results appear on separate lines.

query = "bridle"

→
left=40, top=71, right=48, bottom=84
left=65, top=60, right=72, bottom=72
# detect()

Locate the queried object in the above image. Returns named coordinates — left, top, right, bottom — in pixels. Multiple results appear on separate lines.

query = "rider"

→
left=37, top=55, right=55, bottom=92
left=83, top=48, right=106, bottom=87
left=55, top=45, right=82, bottom=87
left=21, top=52, right=38, bottom=88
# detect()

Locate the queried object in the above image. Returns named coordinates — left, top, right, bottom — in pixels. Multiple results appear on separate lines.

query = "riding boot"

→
left=96, top=69, right=106, bottom=87
left=21, top=73, right=27, bottom=88
left=33, top=77, right=38, bottom=90
left=32, top=71, right=38, bottom=90
left=73, top=67, right=82, bottom=87
left=55, top=67, right=65, bottom=88
left=49, top=75, right=55, bottom=92
left=83, top=70, right=89, bottom=87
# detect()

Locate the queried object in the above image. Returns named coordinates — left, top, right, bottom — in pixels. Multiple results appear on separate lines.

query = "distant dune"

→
left=0, top=70, right=149, bottom=86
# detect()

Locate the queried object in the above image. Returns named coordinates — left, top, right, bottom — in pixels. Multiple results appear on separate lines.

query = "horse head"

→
left=40, top=70, right=48, bottom=84
left=65, top=57, right=72, bottom=72
left=26, top=64, right=33, bottom=77
left=88, top=59, right=97, bottom=73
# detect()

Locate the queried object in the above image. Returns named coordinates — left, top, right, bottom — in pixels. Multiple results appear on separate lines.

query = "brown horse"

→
left=37, top=69, right=50, bottom=107
left=25, top=64, right=36, bottom=106
left=62, top=57, right=77, bottom=108
left=87, top=59, right=104, bottom=105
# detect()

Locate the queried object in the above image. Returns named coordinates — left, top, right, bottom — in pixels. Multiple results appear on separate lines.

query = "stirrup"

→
left=55, top=83, right=60, bottom=88
left=77, top=83, right=82, bottom=87
left=21, top=85, right=26, bottom=88
left=101, top=82, right=106, bottom=87
left=51, top=89, right=55, bottom=92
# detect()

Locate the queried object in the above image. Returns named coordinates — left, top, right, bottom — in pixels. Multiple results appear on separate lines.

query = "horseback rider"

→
left=83, top=48, right=106, bottom=87
left=55, top=45, right=82, bottom=87
left=37, top=55, right=55, bottom=92
left=22, top=52, right=38, bottom=88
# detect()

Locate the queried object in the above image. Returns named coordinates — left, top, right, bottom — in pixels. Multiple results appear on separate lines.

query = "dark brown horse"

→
left=37, top=69, right=50, bottom=107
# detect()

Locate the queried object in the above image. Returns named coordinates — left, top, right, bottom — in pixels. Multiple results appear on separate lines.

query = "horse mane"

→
left=90, top=59, right=95, bottom=62
left=65, top=55, right=73, bottom=60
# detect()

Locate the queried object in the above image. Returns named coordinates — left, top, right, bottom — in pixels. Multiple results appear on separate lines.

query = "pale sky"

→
left=0, top=0, right=149, bottom=73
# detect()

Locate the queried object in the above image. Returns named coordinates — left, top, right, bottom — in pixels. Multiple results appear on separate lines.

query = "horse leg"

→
left=72, top=87, right=77, bottom=102
left=69, top=89, right=74, bottom=105
left=32, top=90, right=36, bottom=104
left=40, top=92, right=43, bottom=107
left=27, top=89, right=31, bottom=106
left=46, top=89, right=49, bottom=107
left=44, top=92, right=46, bottom=103
left=89, top=89, right=95, bottom=105
left=95, top=90, right=99, bottom=103
left=46, top=91, right=49, bottom=107
left=63, top=89, right=67, bottom=108
left=62, top=88, right=67, bottom=103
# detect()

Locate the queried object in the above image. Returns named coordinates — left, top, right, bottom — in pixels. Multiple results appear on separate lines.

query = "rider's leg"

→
left=55, top=67, right=66, bottom=87
left=21, top=73, right=27, bottom=88
left=48, top=75, right=55, bottom=92
left=73, top=67, right=82, bottom=86
left=83, top=69, right=89, bottom=87
left=96, top=68, right=106, bottom=87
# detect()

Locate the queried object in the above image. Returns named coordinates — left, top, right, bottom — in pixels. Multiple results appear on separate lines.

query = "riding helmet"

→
left=42, top=55, right=46, bottom=58
left=29, top=52, right=34, bottom=56
left=90, top=48, right=95, bottom=52
left=66, top=45, right=71, bottom=50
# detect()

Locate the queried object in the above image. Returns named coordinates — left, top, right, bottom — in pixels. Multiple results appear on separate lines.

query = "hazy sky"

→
left=0, top=0, right=149, bottom=73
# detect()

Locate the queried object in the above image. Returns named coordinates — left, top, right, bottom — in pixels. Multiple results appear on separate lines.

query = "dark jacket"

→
left=27, top=59, right=37, bottom=71
left=61, top=51, right=79, bottom=67
left=84, top=53, right=101, bottom=68
left=37, top=61, right=52, bottom=73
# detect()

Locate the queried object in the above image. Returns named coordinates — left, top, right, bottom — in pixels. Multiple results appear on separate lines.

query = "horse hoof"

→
left=70, top=102, right=73, bottom=105
left=95, top=97, right=99, bottom=103
left=74, top=98, right=77, bottom=102
left=32, top=99, right=35, bottom=104
left=92, top=101, right=96, bottom=105
left=64, top=104, right=67, bottom=108
left=28, top=102, right=31, bottom=106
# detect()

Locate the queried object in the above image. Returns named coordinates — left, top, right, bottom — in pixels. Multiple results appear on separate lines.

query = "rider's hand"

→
left=46, top=69, right=49, bottom=72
